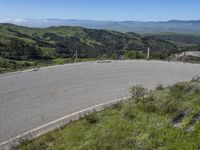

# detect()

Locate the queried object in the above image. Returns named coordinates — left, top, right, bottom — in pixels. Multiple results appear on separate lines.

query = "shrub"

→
left=112, top=102, right=123, bottom=110
left=123, top=104, right=136, bottom=120
left=144, top=92, right=155, bottom=102
left=185, top=83, right=200, bottom=94
left=130, top=85, right=147, bottom=102
left=33, top=62, right=38, bottom=66
left=169, top=82, right=187, bottom=99
left=156, top=83, right=164, bottom=90
left=124, top=51, right=144, bottom=59
left=85, top=113, right=99, bottom=124
left=191, top=75, right=200, bottom=82
left=158, top=96, right=179, bottom=115
left=23, top=62, right=31, bottom=67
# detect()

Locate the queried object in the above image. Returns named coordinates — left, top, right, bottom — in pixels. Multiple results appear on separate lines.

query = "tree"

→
left=0, top=42, right=7, bottom=65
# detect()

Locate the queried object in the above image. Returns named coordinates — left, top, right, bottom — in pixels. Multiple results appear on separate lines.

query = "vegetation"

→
left=124, top=51, right=144, bottom=59
left=129, top=84, right=147, bottom=102
left=144, top=33, right=200, bottom=47
left=16, top=79, right=200, bottom=150
left=0, top=57, right=98, bottom=73
left=0, top=23, right=180, bottom=73
left=1, top=23, right=200, bottom=73
left=144, top=33, right=200, bottom=55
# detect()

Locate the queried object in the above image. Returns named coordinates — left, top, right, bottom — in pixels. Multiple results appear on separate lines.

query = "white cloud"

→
left=14, top=19, right=27, bottom=22
left=0, top=18, right=13, bottom=23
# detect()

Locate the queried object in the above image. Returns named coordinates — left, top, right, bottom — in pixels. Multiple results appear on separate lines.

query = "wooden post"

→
left=75, top=50, right=78, bottom=62
left=147, top=47, right=150, bottom=60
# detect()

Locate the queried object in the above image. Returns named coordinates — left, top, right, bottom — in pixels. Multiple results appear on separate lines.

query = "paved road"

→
left=1, top=60, right=200, bottom=144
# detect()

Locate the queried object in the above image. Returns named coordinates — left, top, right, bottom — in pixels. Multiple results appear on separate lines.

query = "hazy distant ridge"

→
left=1, top=19, right=200, bottom=33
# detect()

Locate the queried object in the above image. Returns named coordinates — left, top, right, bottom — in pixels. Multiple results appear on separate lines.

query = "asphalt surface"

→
left=1, top=60, right=200, bottom=144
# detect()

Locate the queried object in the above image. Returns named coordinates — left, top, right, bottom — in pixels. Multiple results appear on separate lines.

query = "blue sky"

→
left=0, top=0, right=199, bottom=21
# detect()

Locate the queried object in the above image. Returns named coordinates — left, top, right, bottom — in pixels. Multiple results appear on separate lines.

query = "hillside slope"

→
left=0, top=23, right=177, bottom=59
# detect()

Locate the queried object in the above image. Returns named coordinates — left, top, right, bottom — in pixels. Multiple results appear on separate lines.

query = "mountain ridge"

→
left=1, top=19, right=200, bottom=33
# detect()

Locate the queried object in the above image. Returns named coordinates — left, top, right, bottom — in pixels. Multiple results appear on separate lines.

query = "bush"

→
left=23, top=62, right=31, bottom=67
left=156, top=83, right=164, bottom=90
left=162, top=97, right=179, bottom=114
left=130, top=85, right=147, bottom=102
left=156, top=96, right=179, bottom=115
left=112, top=102, right=123, bottom=110
left=85, top=113, right=99, bottom=124
left=191, top=75, right=200, bottom=82
left=124, top=51, right=144, bottom=59
left=169, top=82, right=187, bottom=99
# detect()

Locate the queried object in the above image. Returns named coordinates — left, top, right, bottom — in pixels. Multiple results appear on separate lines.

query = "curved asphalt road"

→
left=1, top=60, right=200, bottom=144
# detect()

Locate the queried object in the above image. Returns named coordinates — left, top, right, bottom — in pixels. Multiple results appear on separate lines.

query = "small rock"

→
left=172, top=109, right=190, bottom=128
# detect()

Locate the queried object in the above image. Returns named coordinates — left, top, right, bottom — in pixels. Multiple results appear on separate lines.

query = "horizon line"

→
left=0, top=18, right=200, bottom=23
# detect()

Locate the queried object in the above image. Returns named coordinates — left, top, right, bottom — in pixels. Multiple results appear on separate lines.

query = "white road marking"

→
left=0, top=96, right=130, bottom=149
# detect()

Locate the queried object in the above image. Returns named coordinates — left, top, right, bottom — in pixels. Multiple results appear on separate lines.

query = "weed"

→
left=112, top=102, right=123, bottom=110
left=156, top=83, right=164, bottom=90
left=85, top=113, right=99, bottom=124
left=169, top=82, right=187, bottom=99
left=123, top=104, right=136, bottom=120
left=130, top=85, right=147, bottom=102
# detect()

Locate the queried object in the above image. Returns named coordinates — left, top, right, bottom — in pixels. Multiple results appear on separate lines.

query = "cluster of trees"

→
left=151, top=34, right=200, bottom=45
left=0, top=39, right=42, bottom=60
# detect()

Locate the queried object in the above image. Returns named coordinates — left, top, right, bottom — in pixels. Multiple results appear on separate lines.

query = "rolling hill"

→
left=0, top=23, right=177, bottom=61
left=2, top=23, right=200, bottom=72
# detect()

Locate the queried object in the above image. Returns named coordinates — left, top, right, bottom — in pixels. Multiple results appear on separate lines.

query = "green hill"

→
left=0, top=23, right=178, bottom=72
left=0, top=23, right=177, bottom=59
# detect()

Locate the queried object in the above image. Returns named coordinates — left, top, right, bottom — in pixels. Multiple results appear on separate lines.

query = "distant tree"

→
left=7, top=38, right=42, bottom=60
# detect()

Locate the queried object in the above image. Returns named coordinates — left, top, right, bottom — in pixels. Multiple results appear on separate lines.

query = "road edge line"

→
left=0, top=96, right=131, bottom=149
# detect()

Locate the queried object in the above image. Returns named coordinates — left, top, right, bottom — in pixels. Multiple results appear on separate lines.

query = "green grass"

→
left=0, top=57, right=99, bottom=74
left=15, top=80, right=200, bottom=150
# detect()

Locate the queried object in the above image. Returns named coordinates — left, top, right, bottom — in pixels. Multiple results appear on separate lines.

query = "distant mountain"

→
left=1, top=19, right=200, bottom=33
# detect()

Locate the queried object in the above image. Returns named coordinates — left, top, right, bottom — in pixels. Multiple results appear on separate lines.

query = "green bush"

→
left=124, top=51, right=144, bottom=59
left=130, top=85, right=147, bottom=102
left=156, top=83, right=164, bottom=90
left=85, top=113, right=99, bottom=124
left=169, top=82, right=188, bottom=99
left=23, top=62, right=31, bottom=67
left=158, top=96, right=179, bottom=115
left=112, top=102, right=123, bottom=110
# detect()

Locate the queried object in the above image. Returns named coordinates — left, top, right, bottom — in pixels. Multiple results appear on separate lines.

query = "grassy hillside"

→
left=15, top=78, right=200, bottom=150
left=0, top=23, right=178, bottom=72
left=0, top=23, right=177, bottom=58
